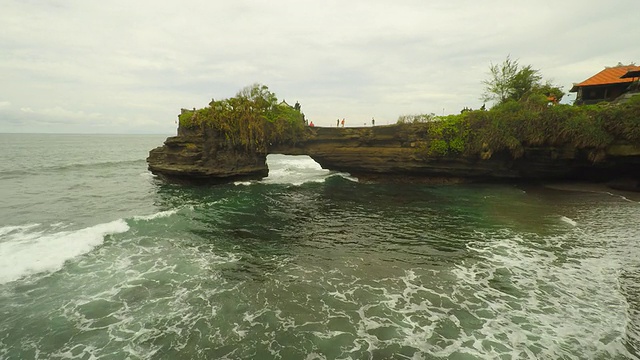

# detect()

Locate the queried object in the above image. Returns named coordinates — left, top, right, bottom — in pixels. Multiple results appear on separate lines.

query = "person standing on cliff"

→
left=309, top=121, right=315, bottom=127
left=337, top=119, right=340, bottom=127
left=372, top=117, right=375, bottom=126
left=341, top=118, right=345, bottom=127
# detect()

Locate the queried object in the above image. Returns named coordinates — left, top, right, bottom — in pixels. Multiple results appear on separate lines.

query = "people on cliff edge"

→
left=309, top=121, right=315, bottom=127
left=372, top=118, right=375, bottom=126
left=341, top=118, right=345, bottom=127
left=336, top=119, right=340, bottom=127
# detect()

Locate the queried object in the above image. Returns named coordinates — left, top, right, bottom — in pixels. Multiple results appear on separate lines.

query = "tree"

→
left=236, top=83, right=278, bottom=113
left=534, top=82, right=565, bottom=104
left=509, top=65, right=542, bottom=101
left=481, top=56, right=563, bottom=106
left=482, top=55, right=520, bottom=105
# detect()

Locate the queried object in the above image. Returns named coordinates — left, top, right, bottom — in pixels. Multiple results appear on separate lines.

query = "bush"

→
left=418, top=97, right=640, bottom=159
left=179, top=84, right=305, bottom=151
left=397, top=113, right=438, bottom=124
left=426, top=115, right=469, bottom=155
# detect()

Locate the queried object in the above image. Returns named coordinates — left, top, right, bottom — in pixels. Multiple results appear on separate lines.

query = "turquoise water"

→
left=0, top=133, right=639, bottom=359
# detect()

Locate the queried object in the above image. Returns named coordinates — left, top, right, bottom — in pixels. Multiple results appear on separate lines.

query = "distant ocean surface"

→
left=1, top=133, right=639, bottom=359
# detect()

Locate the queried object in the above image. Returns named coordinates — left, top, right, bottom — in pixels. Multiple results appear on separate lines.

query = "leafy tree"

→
left=178, top=84, right=305, bottom=149
left=509, top=65, right=542, bottom=101
left=534, top=82, right=565, bottom=103
left=482, top=55, right=520, bottom=104
left=236, top=83, right=278, bottom=113
left=397, top=113, right=438, bottom=124
left=481, top=56, right=563, bottom=106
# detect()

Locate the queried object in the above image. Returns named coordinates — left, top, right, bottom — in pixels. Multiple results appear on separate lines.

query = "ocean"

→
left=0, top=133, right=639, bottom=359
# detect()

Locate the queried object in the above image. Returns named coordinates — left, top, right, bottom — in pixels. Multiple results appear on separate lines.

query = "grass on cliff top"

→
left=179, top=84, right=305, bottom=151
left=399, top=94, right=640, bottom=159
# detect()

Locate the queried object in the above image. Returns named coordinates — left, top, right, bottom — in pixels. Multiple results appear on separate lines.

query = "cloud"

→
left=36, top=106, right=102, bottom=121
left=0, top=0, right=638, bottom=132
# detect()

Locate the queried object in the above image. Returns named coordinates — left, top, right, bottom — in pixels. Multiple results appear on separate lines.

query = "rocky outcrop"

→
left=148, top=124, right=640, bottom=185
left=147, top=126, right=268, bottom=183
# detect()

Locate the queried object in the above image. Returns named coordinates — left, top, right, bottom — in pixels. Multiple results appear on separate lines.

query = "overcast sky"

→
left=1, top=1, right=638, bottom=134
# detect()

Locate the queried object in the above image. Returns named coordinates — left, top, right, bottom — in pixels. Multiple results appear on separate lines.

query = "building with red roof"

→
left=570, top=64, right=640, bottom=105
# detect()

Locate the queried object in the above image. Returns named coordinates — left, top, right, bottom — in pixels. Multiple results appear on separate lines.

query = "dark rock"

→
left=147, top=127, right=268, bottom=184
left=148, top=124, right=640, bottom=188
left=607, top=178, right=640, bottom=192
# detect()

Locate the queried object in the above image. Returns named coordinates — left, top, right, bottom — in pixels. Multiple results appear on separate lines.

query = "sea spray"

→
left=0, top=220, right=129, bottom=284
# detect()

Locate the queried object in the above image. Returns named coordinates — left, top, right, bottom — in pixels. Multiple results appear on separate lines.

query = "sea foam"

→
left=0, top=219, right=130, bottom=284
left=232, top=155, right=356, bottom=186
left=263, top=154, right=331, bottom=186
left=0, top=223, right=40, bottom=237
left=132, top=209, right=179, bottom=221
left=560, top=216, right=577, bottom=226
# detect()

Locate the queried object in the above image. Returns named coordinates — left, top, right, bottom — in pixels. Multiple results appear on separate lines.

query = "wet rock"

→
left=607, top=178, right=640, bottom=192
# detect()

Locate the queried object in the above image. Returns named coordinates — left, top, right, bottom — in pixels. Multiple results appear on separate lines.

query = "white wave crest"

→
left=0, top=220, right=130, bottom=284
left=560, top=216, right=577, bottom=226
left=234, top=180, right=255, bottom=186
left=132, top=209, right=179, bottom=221
left=0, top=223, right=40, bottom=237
left=233, top=155, right=357, bottom=186
left=263, top=154, right=334, bottom=186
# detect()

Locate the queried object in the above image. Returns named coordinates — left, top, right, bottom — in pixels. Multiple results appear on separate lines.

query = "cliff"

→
left=147, top=126, right=268, bottom=183
left=147, top=123, right=640, bottom=186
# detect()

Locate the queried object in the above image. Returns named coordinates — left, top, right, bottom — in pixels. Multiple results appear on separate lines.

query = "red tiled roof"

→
left=574, top=65, right=640, bottom=87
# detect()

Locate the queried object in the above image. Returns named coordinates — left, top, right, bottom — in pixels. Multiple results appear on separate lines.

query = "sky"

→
left=1, top=1, right=638, bottom=134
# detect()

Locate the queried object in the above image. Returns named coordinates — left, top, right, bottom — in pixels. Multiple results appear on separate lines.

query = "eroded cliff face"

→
left=147, top=124, right=640, bottom=186
left=147, top=126, right=268, bottom=182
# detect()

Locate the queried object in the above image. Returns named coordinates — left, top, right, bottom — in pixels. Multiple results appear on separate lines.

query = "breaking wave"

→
left=0, top=220, right=130, bottom=284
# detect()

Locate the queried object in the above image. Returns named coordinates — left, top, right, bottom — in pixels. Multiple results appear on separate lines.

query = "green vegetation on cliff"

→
left=179, top=84, right=305, bottom=151
left=175, top=71, right=638, bottom=163
left=398, top=56, right=639, bottom=159
left=401, top=95, right=640, bottom=159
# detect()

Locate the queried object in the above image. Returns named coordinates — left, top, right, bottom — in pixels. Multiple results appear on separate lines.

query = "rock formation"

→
left=147, top=123, right=640, bottom=186
left=147, top=126, right=269, bottom=183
